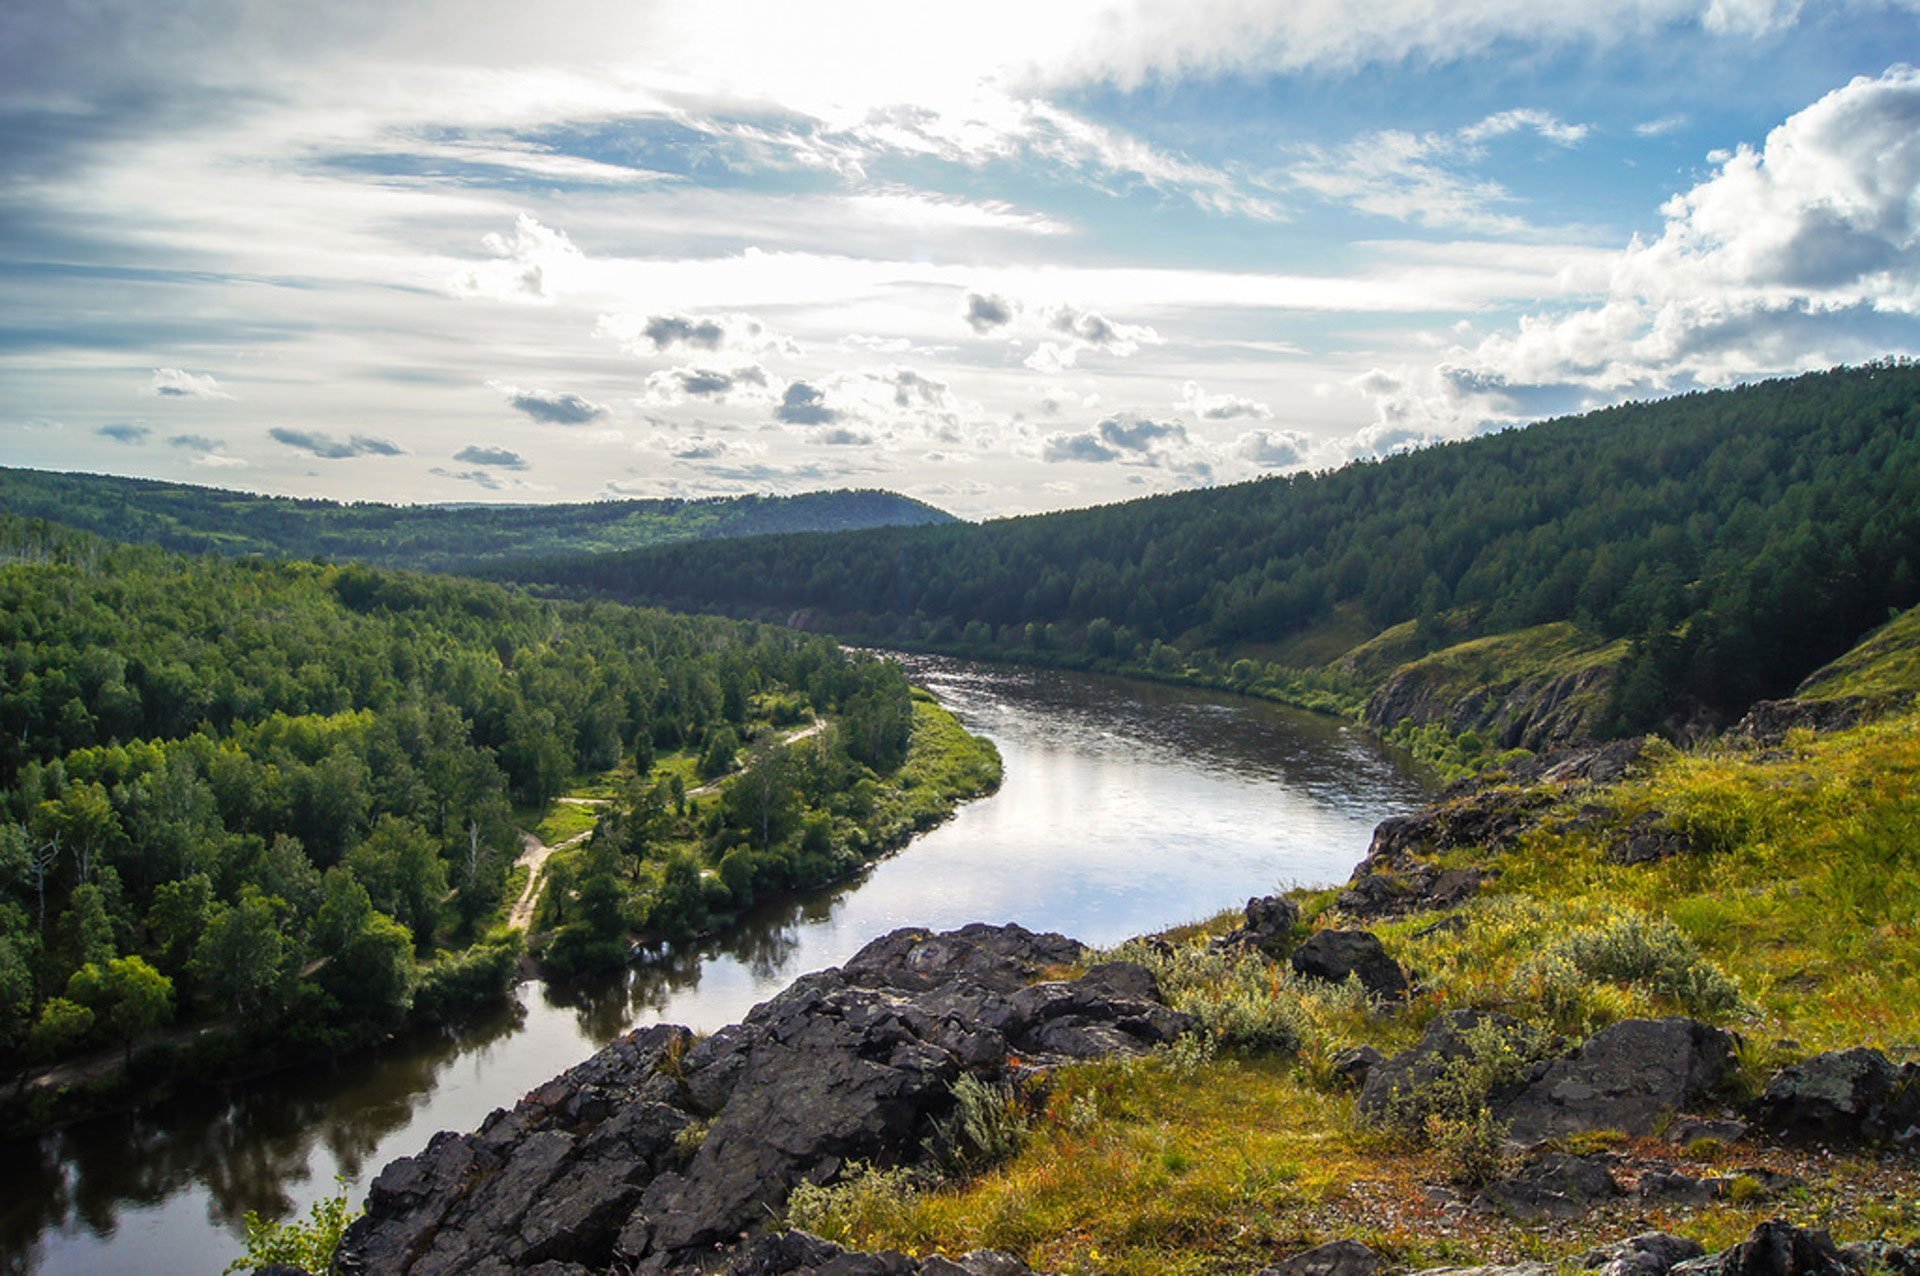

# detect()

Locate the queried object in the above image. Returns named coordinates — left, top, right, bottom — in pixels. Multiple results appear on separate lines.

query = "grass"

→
left=532, top=801, right=599, bottom=846
left=1796, top=603, right=1920, bottom=704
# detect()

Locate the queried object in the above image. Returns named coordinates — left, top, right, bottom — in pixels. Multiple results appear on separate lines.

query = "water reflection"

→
left=4, top=656, right=1430, bottom=1275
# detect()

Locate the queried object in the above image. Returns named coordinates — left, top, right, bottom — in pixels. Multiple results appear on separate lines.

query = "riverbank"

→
left=316, top=678, right=1920, bottom=1275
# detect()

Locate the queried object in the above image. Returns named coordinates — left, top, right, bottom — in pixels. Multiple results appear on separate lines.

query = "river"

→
left=1, top=655, right=1432, bottom=1275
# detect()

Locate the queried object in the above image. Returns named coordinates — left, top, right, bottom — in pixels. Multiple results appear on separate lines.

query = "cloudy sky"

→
left=6, top=1, right=1920, bottom=517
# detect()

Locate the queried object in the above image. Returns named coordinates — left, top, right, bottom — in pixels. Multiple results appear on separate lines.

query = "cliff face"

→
left=1363, top=658, right=1617, bottom=753
left=336, top=924, right=1189, bottom=1275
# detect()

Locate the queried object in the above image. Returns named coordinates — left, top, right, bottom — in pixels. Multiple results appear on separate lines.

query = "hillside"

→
left=490, top=362, right=1920, bottom=743
left=0, top=468, right=955, bottom=571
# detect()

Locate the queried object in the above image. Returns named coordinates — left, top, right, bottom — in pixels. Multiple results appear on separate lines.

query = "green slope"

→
left=0, top=468, right=956, bottom=571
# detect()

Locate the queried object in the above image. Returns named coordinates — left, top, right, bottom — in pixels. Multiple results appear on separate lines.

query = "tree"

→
left=724, top=740, right=801, bottom=852
left=343, top=816, right=448, bottom=952
left=57, top=883, right=116, bottom=974
left=190, top=890, right=295, bottom=1022
left=146, top=872, right=213, bottom=980
left=312, top=870, right=415, bottom=1025
left=27, top=997, right=93, bottom=1064
left=68, top=956, right=173, bottom=1066
left=0, top=935, right=32, bottom=1064
left=697, top=726, right=739, bottom=780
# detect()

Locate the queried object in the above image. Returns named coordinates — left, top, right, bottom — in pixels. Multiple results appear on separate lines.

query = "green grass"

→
left=1795, top=602, right=1920, bottom=704
left=532, top=802, right=599, bottom=846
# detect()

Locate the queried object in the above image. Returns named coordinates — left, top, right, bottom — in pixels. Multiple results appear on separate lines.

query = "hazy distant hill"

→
left=0, top=469, right=956, bottom=570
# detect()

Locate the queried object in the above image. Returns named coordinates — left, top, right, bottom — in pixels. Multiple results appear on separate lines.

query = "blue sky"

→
left=4, top=1, right=1920, bottom=517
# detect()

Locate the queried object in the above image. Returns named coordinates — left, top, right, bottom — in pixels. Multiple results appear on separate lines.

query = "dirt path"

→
left=508, top=827, right=593, bottom=931
left=685, top=719, right=827, bottom=799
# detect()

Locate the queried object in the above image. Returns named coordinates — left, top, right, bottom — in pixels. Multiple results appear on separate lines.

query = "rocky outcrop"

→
left=1670, top=1220, right=1852, bottom=1276
left=1748, top=1047, right=1920, bottom=1149
left=338, top=923, right=1190, bottom=1275
left=1290, top=929, right=1409, bottom=1000
left=1500, top=1017, right=1736, bottom=1143
left=1356, top=1010, right=1528, bottom=1123
left=1259, top=1239, right=1382, bottom=1276
left=1604, top=811, right=1698, bottom=865
left=1337, top=787, right=1552, bottom=919
left=1582, top=1234, right=1707, bottom=1276
left=1733, top=697, right=1871, bottom=746
left=1363, top=658, right=1618, bottom=755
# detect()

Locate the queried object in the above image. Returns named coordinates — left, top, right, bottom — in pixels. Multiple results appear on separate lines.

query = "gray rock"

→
left=1581, top=1233, right=1707, bottom=1276
left=1259, top=1238, right=1381, bottom=1276
left=1671, top=1220, right=1849, bottom=1276
left=1291, top=929, right=1409, bottom=1000
left=1733, top=697, right=1870, bottom=746
left=1605, top=811, right=1697, bottom=865
left=1665, top=1116, right=1749, bottom=1147
left=1214, top=895, right=1303, bottom=958
left=1636, top=1168, right=1715, bottom=1206
left=1500, top=1018, right=1736, bottom=1143
left=1476, top=1153, right=1622, bottom=1221
left=1409, top=1265, right=1555, bottom=1276
left=1748, top=1047, right=1920, bottom=1148
left=1331, top=1045, right=1387, bottom=1090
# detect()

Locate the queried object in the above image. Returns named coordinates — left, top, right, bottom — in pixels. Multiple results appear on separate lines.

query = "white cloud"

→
left=1235, top=427, right=1313, bottom=467
left=643, top=363, right=772, bottom=404
left=487, top=380, right=610, bottom=424
left=1179, top=380, right=1272, bottom=421
left=150, top=367, right=232, bottom=399
left=451, top=214, right=586, bottom=303
left=598, top=310, right=801, bottom=357
left=1355, top=67, right=1920, bottom=438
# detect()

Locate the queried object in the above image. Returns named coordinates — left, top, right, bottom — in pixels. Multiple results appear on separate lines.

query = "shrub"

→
left=1511, top=914, right=1741, bottom=1028
left=222, top=1179, right=359, bottom=1275
left=785, top=1161, right=921, bottom=1243
left=925, top=1074, right=1028, bottom=1175
left=1108, top=940, right=1308, bottom=1056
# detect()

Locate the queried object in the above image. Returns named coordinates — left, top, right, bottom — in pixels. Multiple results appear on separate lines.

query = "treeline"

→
left=0, top=469, right=955, bottom=572
left=0, top=518, right=886, bottom=1108
left=492, top=362, right=1920, bottom=729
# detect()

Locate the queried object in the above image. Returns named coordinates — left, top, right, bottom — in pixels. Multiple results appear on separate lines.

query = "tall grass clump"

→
left=1108, top=940, right=1308, bottom=1055
left=924, top=1074, right=1029, bottom=1175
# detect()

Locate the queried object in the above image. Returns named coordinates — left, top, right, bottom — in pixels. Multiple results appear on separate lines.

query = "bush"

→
left=924, top=1074, right=1028, bottom=1175
left=1378, top=1016, right=1549, bottom=1136
left=1109, top=940, right=1309, bottom=1056
left=412, top=936, right=522, bottom=1024
left=1510, top=913, right=1741, bottom=1028
left=785, top=1161, right=921, bottom=1243
left=222, top=1179, right=359, bottom=1275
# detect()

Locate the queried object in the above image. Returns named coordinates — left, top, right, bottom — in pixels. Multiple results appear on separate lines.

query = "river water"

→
left=1, top=655, right=1431, bottom=1275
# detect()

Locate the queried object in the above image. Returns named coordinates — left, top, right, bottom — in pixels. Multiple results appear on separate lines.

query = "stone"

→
left=1580, top=1233, right=1708, bottom=1276
left=1635, top=1168, right=1716, bottom=1206
left=1748, top=1047, right=1920, bottom=1149
left=1605, top=811, right=1697, bottom=865
left=1259, top=1238, right=1382, bottom=1276
left=1665, top=1116, right=1749, bottom=1147
left=1331, top=1045, right=1387, bottom=1090
left=1670, top=1220, right=1850, bottom=1276
left=1499, top=1018, right=1736, bottom=1144
left=1214, top=895, right=1303, bottom=958
left=1733, top=697, right=1869, bottom=746
left=1291, top=929, right=1409, bottom=1000
left=1476, top=1153, right=1622, bottom=1221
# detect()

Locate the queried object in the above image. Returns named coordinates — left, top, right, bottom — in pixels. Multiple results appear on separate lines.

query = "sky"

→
left=4, top=2, right=1920, bottom=519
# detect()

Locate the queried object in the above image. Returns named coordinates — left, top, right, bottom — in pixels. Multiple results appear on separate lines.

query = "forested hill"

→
left=0, top=468, right=955, bottom=571
left=489, top=362, right=1920, bottom=732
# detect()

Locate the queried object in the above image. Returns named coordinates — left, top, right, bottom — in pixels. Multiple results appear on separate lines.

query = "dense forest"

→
left=0, top=469, right=954, bottom=571
left=0, top=517, right=960, bottom=1119
left=491, top=362, right=1920, bottom=730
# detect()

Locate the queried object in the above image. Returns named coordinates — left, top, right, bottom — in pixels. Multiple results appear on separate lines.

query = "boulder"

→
left=1291, top=929, right=1409, bottom=1000
left=1581, top=1233, right=1707, bottom=1276
left=1260, top=1239, right=1382, bottom=1276
left=1748, top=1047, right=1920, bottom=1149
left=1476, top=1153, right=1622, bottom=1221
left=1331, top=1045, right=1387, bottom=1090
left=1670, top=1220, right=1850, bottom=1276
left=1214, top=895, right=1303, bottom=958
left=1733, top=697, right=1870, bottom=746
left=1499, top=1018, right=1736, bottom=1144
left=1635, top=1168, right=1716, bottom=1206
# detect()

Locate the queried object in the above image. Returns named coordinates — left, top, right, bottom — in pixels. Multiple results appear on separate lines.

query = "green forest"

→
left=0, top=469, right=954, bottom=571
left=0, top=517, right=989, bottom=1128
left=491, top=362, right=1920, bottom=733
